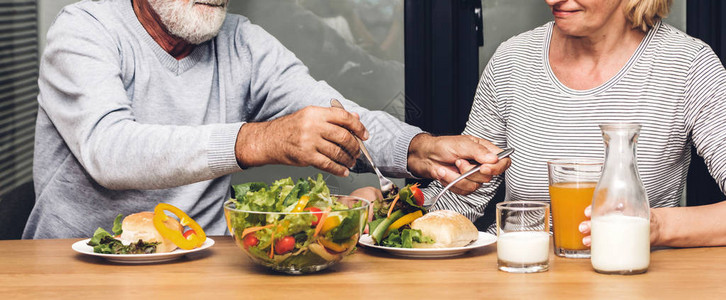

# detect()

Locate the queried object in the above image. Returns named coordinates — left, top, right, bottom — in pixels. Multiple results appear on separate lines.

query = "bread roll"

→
left=119, top=211, right=183, bottom=253
left=410, top=210, right=478, bottom=248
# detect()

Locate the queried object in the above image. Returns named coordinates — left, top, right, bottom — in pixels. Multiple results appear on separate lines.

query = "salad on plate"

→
left=367, top=183, right=481, bottom=250
left=86, top=203, right=207, bottom=254
left=368, top=184, right=435, bottom=248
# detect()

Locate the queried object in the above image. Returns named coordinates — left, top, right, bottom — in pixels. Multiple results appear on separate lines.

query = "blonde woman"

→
left=425, top=0, right=726, bottom=248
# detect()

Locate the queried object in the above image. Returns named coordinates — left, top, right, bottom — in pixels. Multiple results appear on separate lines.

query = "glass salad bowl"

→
left=224, top=194, right=369, bottom=274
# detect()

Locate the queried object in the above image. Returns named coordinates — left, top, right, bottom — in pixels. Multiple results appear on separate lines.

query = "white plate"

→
left=358, top=232, right=496, bottom=258
left=72, top=237, right=215, bottom=264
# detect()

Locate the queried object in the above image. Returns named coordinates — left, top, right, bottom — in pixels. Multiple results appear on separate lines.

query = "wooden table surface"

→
left=1, top=236, right=724, bottom=299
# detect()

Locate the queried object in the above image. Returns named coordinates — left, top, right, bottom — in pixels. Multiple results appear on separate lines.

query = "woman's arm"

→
left=651, top=202, right=726, bottom=247
left=581, top=204, right=726, bottom=248
left=425, top=48, right=509, bottom=222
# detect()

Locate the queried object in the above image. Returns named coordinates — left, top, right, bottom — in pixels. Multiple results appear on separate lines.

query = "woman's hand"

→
left=407, top=134, right=511, bottom=195
left=578, top=205, right=592, bottom=247
left=579, top=206, right=660, bottom=247
left=350, top=186, right=383, bottom=204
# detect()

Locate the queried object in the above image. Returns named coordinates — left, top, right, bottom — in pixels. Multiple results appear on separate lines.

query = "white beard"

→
left=148, top=0, right=228, bottom=45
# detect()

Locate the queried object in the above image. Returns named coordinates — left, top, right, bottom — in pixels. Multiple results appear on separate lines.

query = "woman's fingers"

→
left=580, top=205, right=593, bottom=246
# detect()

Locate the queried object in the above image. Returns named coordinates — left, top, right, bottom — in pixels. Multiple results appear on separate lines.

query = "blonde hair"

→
left=624, top=0, right=673, bottom=32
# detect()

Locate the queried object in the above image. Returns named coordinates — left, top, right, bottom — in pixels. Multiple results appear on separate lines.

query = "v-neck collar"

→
left=120, top=0, right=208, bottom=75
left=542, top=21, right=660, bottom=96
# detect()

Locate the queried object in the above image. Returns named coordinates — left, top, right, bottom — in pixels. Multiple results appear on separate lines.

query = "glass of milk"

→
left=496, top=201, right=551, bottom=273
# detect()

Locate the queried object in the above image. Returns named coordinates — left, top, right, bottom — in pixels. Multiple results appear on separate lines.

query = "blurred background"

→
left=2, top=0, right=720, bottom=239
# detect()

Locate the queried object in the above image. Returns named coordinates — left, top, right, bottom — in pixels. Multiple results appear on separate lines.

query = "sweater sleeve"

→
left=684, top=46, right=726, bottom=195
left=37, top=8, right=243, bottom=190
left=426, top=49, right=509, bottom=222
left=240, top=22, right=423, bottom=177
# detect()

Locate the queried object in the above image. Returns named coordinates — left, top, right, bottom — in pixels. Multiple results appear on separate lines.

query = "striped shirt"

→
left=428, top=21, right=726, bottom=227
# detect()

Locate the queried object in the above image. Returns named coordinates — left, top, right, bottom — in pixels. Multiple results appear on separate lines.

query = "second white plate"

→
left=72, top=237, right=215, bottom=264
left=358, top=232, right=496, bottom=258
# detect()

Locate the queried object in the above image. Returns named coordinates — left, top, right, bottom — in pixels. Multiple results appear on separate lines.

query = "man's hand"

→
left=407, top=134, right=511, bottom=195
left=234, top=106, right=369, bottom=176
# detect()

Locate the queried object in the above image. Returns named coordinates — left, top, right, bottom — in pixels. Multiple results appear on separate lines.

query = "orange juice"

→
left=549, top=182, right=597, bottom=253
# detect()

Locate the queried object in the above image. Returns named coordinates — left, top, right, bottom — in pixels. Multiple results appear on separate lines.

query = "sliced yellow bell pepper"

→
left=291, top=195, right=310, bottom=212
left=385, top=210, right=423, bottom=235
left=320, top=215, right=341, bottom=235
left=313, top=207, right=332, bottom=237
left=318, top=238, right=349, bottom=253
left=153, top=203, right=206, bottom=250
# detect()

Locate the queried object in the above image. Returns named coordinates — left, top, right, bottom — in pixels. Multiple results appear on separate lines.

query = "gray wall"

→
left=478, top=0, right=687, bottom=74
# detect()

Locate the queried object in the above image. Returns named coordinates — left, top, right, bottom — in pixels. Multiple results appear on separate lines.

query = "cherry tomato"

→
left=243, top=233, right=259, bottom=249
left=304, top=207, right=323, bottom=226
left=275, top=236, right=295, bottom=255
left=183, top=229, right=196, bottom=239
left=410, top=185, right=425, bottom=206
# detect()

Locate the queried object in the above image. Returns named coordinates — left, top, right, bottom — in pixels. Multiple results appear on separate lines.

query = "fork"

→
left=330, top=99, right=398, bottom=196
left=423, top=148, right=514, bottom=208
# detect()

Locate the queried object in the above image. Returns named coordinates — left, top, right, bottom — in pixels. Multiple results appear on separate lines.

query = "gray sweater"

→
left=24, top=0, right=421, bottom=238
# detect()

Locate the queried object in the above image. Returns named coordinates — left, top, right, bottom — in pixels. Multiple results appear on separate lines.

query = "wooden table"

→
left=1, top=236, right=724, bottom=299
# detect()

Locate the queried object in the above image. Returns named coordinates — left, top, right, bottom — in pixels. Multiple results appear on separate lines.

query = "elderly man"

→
left=24, top=0, right=509, bottom=238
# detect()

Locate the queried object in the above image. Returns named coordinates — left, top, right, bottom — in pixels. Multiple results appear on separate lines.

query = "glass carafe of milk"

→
left=591, top=123, right=650, bottom=275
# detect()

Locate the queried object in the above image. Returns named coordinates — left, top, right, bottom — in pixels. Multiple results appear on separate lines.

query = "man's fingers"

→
left=310, top=153, right=350, bottom=177
left=320, top=123, right=360, bottom=161
left=316, top=139, right=356, bottom=169
left=327, top=107, right=369, bottom=140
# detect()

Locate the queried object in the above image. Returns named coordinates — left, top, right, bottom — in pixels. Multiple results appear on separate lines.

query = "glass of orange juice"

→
left=547, top=159, right=603, bottom=258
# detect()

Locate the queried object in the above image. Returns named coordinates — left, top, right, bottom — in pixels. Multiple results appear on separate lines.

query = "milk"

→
left=591, top=214, right=650, bottom=273
left=497, top=231, right=550, bottom=264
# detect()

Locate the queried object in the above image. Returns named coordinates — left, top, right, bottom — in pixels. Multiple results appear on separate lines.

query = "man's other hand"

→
left=407, top=134, right=511, bottom=195
left=234, top=106, right=369, bottom=176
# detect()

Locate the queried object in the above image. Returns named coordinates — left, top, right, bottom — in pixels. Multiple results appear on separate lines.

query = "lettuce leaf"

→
left=232, top=182, right=267, bottom=201
left=87, top=227, right=159, bottom=254
left=111, top=214, right=124, bottom=236
left=331, top=211, right=360, bottom=243
left=381, top=228, right=434, bottom=248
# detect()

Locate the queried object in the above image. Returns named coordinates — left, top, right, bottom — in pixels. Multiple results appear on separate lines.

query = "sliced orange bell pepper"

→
left=153, top=203, right=206, bottom=250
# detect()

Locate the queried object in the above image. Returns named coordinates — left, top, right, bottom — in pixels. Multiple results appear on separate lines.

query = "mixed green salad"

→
left=369, top=184, right=434, bottom=248
left=225, top=174, right=367, bottom=273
